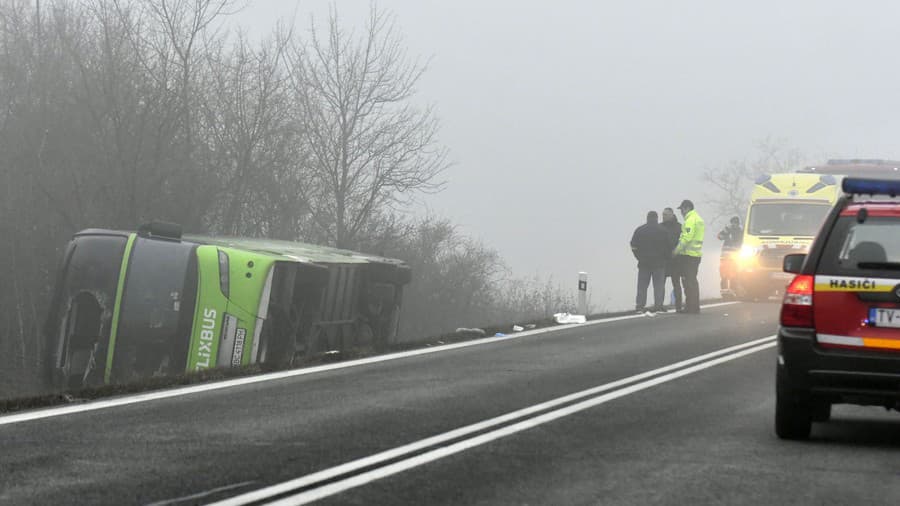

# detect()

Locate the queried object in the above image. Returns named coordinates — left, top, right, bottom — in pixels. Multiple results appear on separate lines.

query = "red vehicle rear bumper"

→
left=778, top=326, right=900, bottom=405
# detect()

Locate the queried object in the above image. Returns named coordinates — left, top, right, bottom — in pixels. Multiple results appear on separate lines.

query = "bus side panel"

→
left=187, top=246, right=228, bottom=371
left=214, top=303, right=257, bottom=368
left=219, top=249, right=275, bottom=366
left=189, top=247, right=277, bottom=370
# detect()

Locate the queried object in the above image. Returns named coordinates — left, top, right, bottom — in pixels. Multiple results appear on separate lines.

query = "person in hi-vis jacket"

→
left=674, top=199, right=705, bottom=314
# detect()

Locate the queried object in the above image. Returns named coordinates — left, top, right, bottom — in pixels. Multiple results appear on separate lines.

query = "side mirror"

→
left=137, top=221, right=183, bottom=241
left=783, top=253, right=806, bottom=274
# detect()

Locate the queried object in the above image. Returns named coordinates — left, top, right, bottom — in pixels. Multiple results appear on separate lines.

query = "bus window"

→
left=111, top=238, right=198, bottom=381
left=46, top=234, right=128, bottom=388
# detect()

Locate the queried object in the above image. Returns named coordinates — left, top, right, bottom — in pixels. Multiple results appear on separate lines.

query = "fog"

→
left=242, top=0, right=900, bottom=311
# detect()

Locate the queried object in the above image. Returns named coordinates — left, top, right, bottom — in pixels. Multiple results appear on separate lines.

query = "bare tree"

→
left=701, top=159, right=753, bottom=222
left=702, top=136, right=804, bottom=223
left=287, top=5, right=448, bottom=248
left=111, top=0, right=241, bottom=228
left=136, top=0, right=238, bottom=152
left=199, top=27, right=307, bottom=237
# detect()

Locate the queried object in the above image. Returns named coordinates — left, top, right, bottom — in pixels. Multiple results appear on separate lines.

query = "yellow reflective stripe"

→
left=862, top=338, right=900, bottom=350
left=814, top=275, right=896, bottom=293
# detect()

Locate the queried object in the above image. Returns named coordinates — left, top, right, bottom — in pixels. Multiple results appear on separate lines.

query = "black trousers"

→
left=679, top=255, right=702, bottom=312
left=636, top=265, right=667, bottom=310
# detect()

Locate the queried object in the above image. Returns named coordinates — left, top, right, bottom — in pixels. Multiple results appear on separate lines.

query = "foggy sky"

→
left=238, top=0, right=900, bottom=311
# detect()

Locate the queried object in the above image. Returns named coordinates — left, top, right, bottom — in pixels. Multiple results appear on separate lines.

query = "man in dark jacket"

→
left=630, top=211, right=671, bottom=315
left=661, top=207, right=683, bottom=312
left=717, top=216, right=743, bottom=249
left=717, top=216, right=744, bottom=293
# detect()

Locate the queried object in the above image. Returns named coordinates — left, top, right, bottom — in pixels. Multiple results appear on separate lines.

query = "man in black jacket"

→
left=630, top=211, right=670, bottom=315
left=661, top=207, right=683, bottom=312
left=717, top=216, right=744, bottom=294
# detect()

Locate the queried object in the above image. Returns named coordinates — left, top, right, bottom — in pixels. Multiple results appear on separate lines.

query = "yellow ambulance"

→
left=733, top=173, right=839, bottom=299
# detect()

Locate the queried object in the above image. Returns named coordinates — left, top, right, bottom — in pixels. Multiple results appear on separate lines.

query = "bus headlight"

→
left=218, top=249, right=230, bottom=298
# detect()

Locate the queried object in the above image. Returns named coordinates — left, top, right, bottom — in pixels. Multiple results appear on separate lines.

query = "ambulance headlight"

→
left=736, top=245, right=759, bottom=267
left=738, top=245, right=758, bottom=259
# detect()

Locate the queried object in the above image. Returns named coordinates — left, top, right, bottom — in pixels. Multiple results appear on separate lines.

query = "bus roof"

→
left=184, top=235, right=408, bottom=267
left=73, top=227, right=408, bottom=269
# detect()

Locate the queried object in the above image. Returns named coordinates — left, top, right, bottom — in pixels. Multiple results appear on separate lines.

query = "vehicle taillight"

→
left=780, top=274, right=814, bottom=327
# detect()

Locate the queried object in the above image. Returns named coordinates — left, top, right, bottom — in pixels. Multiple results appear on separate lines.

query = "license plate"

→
left=869, top=308, right=900, bottom=328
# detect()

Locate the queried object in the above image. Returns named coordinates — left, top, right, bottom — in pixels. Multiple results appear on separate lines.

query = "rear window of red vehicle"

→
left=816, top=215, right=900, bottom=279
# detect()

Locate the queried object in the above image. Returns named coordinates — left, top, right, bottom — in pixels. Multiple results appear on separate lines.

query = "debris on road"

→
left=553, top=313, right=587, bottom=325
left=455, top=327, right=487, bottom=338
left=512, top=325, right=525, bottom=332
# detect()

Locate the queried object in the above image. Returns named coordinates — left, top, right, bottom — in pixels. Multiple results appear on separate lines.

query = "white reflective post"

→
left=577, top=272, right=588, bottom=315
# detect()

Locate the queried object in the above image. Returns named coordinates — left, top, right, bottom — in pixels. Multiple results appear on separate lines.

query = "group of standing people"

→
left=629, top=200, right=705, bottom=315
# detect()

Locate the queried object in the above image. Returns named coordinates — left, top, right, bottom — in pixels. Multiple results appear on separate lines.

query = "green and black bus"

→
left=43, top=222, right=411, bottom=389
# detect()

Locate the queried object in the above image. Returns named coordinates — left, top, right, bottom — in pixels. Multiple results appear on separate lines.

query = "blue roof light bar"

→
left=842, top=177, right=900, bottom=197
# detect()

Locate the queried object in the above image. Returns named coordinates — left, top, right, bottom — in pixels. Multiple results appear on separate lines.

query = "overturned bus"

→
left=43, top=222, right=411, bottom=389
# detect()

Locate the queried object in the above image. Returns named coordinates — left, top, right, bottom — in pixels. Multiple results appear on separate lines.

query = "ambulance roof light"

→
left=828, top=159, right=898, bottom=165
left=842, top=177, right=900, bottom=197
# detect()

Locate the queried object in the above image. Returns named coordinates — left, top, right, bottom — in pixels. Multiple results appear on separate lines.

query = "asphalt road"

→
left=3, top=302, right=900, bottom=505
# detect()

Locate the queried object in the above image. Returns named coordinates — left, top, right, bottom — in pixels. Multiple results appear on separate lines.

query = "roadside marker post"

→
left=577, top=272, right=588, bottom=316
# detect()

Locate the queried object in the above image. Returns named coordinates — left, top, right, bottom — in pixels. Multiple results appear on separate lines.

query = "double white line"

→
left=211, top=334, right=776, bottom=506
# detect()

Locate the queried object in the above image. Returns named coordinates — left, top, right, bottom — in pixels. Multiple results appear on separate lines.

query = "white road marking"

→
left=144, top=481, right=256, bottom=506
left=211, top=334, right=776, bottom=506
left=0, top=302, right=739, bottom=426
